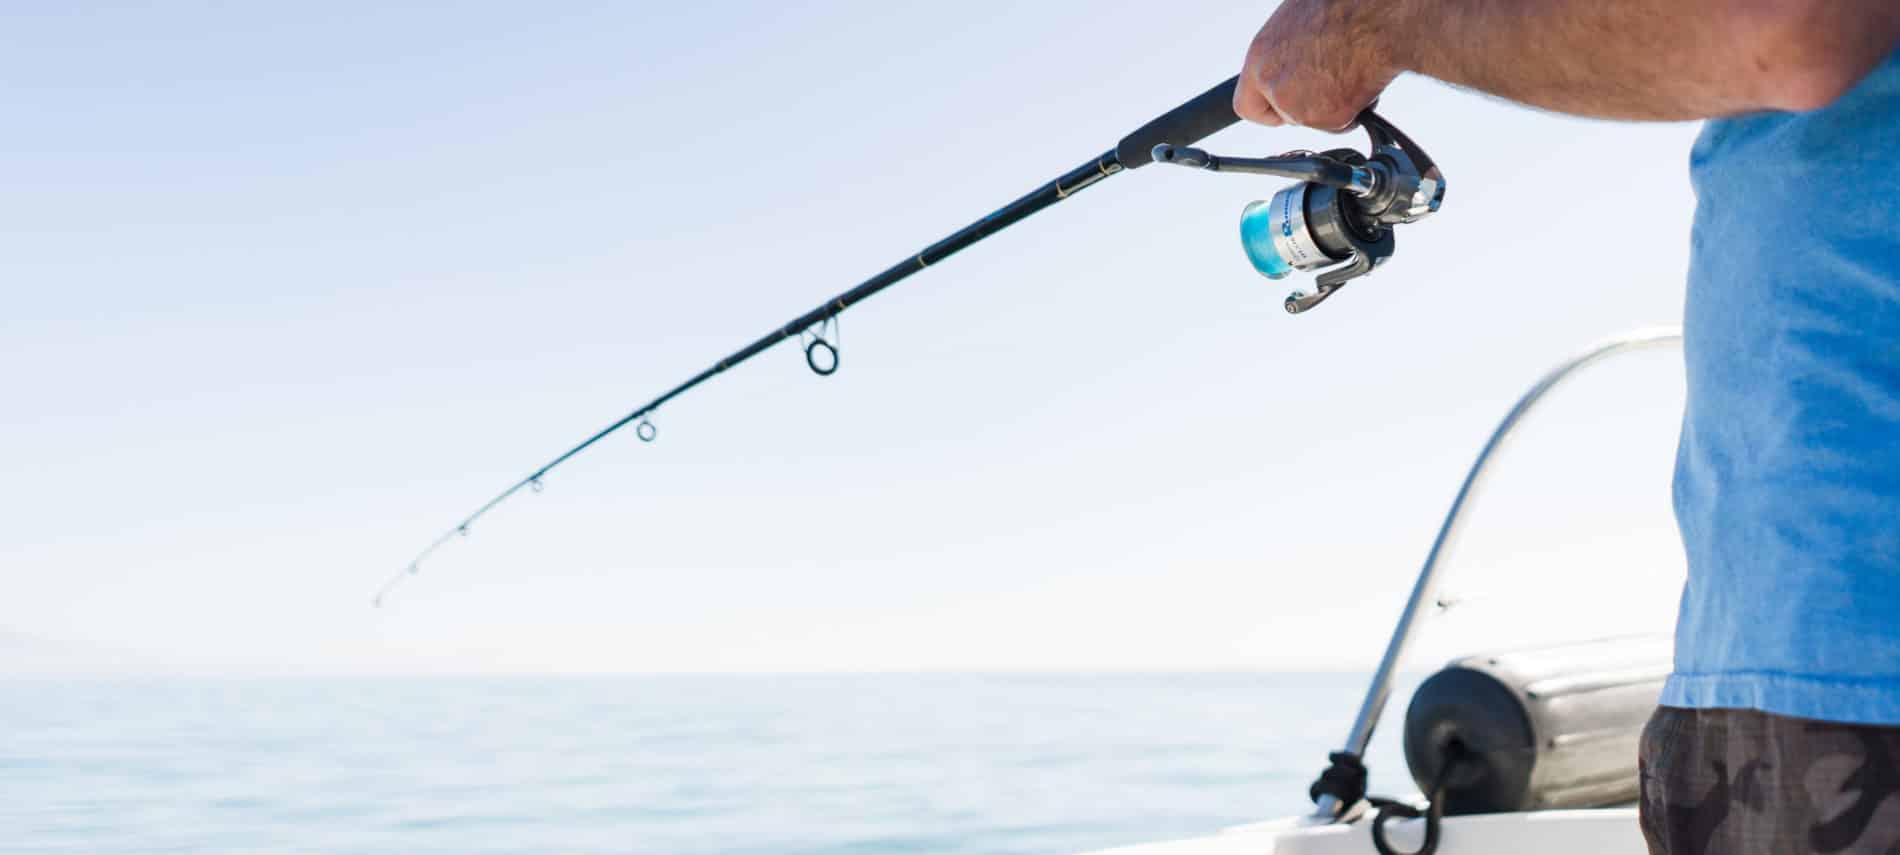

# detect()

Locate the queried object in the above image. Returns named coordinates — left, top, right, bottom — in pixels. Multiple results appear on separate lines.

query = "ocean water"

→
left=4, top=673, right=1421, bottom=854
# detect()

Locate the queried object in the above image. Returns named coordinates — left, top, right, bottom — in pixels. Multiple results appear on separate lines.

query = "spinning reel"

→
left=1154, top=110, right=1445, bottom=313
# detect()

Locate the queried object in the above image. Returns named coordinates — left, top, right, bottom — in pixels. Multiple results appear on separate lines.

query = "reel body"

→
left=1156, top=110, right=1444, bottom=313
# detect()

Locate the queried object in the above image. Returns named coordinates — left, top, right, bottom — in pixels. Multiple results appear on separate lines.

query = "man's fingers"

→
left=1236, top=26, right=1284, bottom=126
left=1261, top=85, right=1300, bottom=128
left=1234, top=77, right=1284, bottom=126
left=1251, top=76, right=1379, bottom=132
left=1307, top=101, right=1361, bottom=133
left=1307, top=80, right=1389, bottom=132
left=1236, top=0, right=1397, bottom=133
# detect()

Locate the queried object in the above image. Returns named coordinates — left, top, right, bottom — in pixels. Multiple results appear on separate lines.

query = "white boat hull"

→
left=1088, top=809, right=1646, bottom=855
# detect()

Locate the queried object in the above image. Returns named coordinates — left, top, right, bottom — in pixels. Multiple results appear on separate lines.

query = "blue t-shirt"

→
left=1666, top=52, right=1900, bottom=724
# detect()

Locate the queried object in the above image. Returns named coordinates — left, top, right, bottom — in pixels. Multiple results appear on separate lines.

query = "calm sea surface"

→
left=4, top=674, right=1420, bottom=854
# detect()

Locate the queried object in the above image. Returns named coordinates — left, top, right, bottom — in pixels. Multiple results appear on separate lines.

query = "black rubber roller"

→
left=1403, top=636, right=1669, bottom=815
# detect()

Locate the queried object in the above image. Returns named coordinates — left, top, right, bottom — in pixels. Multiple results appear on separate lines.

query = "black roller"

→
left=1403, top=636, right=1669, bottom=815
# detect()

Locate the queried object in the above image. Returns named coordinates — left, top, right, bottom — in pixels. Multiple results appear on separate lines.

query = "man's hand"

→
left=1234, top=0, right=1900, bottom=127
left=1234, top=0, right=1400, bottom=130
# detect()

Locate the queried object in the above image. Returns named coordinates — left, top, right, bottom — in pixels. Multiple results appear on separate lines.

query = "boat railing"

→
left=1312, top=327, right=1684, bottom=821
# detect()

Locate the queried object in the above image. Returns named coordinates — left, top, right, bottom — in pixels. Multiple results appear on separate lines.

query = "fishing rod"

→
left=375, top=75, right=1446, bottom=606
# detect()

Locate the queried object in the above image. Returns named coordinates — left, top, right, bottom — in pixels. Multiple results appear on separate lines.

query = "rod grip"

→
left=1115, top=76, right=1241, bottom=169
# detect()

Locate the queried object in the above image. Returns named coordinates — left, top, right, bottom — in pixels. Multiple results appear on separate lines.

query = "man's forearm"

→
left=1389, top=0, right=1900, bottom=120
left=1237, top=0, right=1900, bottom=130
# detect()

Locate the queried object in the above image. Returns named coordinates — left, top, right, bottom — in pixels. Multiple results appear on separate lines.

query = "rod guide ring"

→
left=805, top=338, right=839, bottom=376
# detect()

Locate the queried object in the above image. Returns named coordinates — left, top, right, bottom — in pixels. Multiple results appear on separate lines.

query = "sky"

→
left=1, top=2, right=1700, bottom=675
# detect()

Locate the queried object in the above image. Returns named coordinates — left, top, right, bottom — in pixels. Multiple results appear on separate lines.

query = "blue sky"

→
left=3, top=2, right=1697, bottom=674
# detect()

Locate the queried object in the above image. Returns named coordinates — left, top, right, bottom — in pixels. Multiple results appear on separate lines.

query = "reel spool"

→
left=1155, top=110, right=1445, bottom=313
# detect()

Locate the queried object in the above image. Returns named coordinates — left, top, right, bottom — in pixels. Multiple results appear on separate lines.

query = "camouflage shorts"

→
left=1639, top=706, right=1900, bottom=854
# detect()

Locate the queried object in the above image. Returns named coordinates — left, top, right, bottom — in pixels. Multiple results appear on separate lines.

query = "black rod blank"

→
left=376, top=76, right=1243, bottom=606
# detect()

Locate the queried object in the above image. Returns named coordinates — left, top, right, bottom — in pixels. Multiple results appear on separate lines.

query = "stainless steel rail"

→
left=1312, top=327, right=1684, bottom=821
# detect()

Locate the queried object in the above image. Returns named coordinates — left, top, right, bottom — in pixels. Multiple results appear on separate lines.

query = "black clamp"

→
left=1309, top=751, right=1370, bottom=809
left=1307, top=747, right=1469, bottom=855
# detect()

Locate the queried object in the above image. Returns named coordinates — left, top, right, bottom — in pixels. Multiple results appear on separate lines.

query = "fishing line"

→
left=375, top=76, right=1446, bottom=606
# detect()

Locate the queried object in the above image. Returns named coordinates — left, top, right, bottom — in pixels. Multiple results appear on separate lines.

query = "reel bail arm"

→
left=1151, top=145, right=1380, bottom=197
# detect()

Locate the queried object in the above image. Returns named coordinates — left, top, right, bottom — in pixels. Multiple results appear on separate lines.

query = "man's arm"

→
left=1236, top=0, right=1900, bottom=130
